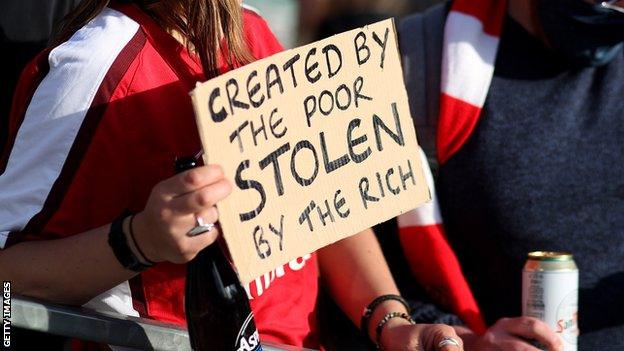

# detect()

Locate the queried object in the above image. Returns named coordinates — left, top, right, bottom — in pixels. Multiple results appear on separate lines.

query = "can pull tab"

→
left=174, top=150, right=204, bottom=174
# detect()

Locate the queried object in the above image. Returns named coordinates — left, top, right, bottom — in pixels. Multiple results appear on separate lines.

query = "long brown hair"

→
left=53, top=0, right=253, bottom=80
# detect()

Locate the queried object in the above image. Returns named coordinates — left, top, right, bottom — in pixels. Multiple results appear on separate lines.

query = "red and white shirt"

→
left=0, top=3, right=319, bottom=348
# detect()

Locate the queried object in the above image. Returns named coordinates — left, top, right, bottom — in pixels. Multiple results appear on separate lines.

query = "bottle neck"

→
left=200, top=243, right=240, bottom=299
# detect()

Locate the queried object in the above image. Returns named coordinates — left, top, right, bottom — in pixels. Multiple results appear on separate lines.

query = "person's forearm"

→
left=0, top=223, right=137, bottom=305
left=318, top=228, right=409, bottom=341
left=0, top=165, right=229, bottom=307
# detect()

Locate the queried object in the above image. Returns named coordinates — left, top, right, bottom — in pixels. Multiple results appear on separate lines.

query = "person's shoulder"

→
left=241, top=4, right=267, bottom=30
left=241, top=5, right=283, bottom=59
left=18, top=7, right=146, bottom=132
left=50, top=7, right=142, bottom=66
left=41, top=7, right=146, bottom=103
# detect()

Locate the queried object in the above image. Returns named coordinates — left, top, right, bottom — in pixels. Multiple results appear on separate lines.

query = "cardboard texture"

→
left=191, top=19, right=430, bottom=284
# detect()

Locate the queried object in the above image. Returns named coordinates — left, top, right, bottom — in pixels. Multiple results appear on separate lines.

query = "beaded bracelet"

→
left=361, top=294, right=410, bottom=341
left=375, top=312, right=415, bottom=350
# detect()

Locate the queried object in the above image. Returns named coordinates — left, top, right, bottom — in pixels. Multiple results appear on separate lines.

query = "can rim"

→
left=527, top=251, right=573, bottom=261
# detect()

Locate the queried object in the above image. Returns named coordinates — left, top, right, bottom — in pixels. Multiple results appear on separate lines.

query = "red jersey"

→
left=0, top=3, right=319, bottom=348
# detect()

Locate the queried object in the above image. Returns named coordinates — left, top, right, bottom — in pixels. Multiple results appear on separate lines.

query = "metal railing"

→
left=11, top=294, right=308, bottom=350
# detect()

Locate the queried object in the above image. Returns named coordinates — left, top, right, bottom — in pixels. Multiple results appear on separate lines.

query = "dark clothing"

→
left=0, top=0, right=83, bottom=43
left=438, top=16, right=624, bottom=350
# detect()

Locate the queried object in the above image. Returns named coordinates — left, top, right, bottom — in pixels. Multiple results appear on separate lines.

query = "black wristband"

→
left=361, top=294, right=410, bottom=341
left=108, top=211, right=152, bottom=272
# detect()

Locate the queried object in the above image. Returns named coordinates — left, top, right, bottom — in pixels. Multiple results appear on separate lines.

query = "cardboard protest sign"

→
left=191, top=19, right=430, bottom=284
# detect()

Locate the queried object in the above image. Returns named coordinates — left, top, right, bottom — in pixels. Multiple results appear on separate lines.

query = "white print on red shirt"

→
left=243, top=254, right=312, bottom=300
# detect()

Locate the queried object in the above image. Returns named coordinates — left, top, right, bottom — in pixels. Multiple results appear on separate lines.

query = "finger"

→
left=502, top=317, right=562, bottom=351
left=160, top=164, right=224, bottom=197
left=437, top=339, right=463, bottom=351
left=430, top=325, right=463, bottom=351
left=169, top=179, right=232, bottom=213
left=195, top=206, right=220, bottom=226
left=188, top=225, right=220, bottom=250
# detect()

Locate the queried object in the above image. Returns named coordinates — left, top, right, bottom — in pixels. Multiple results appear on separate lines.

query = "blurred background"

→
left=245, top=0, right=444, bottom=49
left=0, top=0, right=443, bottom=150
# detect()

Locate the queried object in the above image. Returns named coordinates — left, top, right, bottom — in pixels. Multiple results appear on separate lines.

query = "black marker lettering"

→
left=335, top=84, right=352, bottom=110
left=359, top=177, right=379, bottom=209
left=334, top=189, right=350, bottom=218
left=209, top=87, right=227, bottom=122
left=225, top=78, right=249, bottom=115
left=385, top=168, right=400, bottom=195
left=259, top=143, right=291, bottom=196
left=316, top=199, right=335, bottom=226
left=229, top=120, right=249, bottom=153
left=376, top=172, right=386, bottom=198
left=373, top=102, right=404, bottom=151
left=250, top=115, right=267, bottom=147
left=318, top=90, right=334, bottom=116
left=266, top=63, right=284, bottom=99
left=290, top=140, right=319, bottom=186
left=252, top=225, right=271, bottom=259
left=322, top=44, right=343, bottom=78
left=298, top=201, right=317, bottom=231
left=236, top=160, right=266, bottom=221
left=399, top=159, right=415, bottom=190
left=347, top=118, right=371, bottom=163
left=372, top=27, right=390, bottom=69
left=320, top=131, right=349, bottom=173
left=246, top=70, right=265, bottom=108
left=353, top=76, right=372, bottom=108
left=283, top=53, right=301, bottom=88
left=269, top=108, right=287, bottom=138
left=305, top=47, right=322, bottom=83
left=269, top=215, right=285, bottom=251
left=303, top=95, right=317, bottom=127
left=354, top=32, right=370, bottom=65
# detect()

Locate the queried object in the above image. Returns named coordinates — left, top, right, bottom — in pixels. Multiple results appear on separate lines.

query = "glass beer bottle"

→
left=175, top=156, right=262, bottom=351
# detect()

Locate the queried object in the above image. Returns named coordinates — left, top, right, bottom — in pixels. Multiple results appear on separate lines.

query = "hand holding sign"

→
left=191, top=19, right=430, bottom=284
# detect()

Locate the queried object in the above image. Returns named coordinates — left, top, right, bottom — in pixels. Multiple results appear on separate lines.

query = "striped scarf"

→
left=398, top=0, right=507, bottom=333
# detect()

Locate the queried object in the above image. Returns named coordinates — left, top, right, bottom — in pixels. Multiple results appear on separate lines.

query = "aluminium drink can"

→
left=522, top=251, right=579, bottom=351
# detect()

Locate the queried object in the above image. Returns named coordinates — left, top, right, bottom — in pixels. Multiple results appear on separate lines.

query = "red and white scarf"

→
left=398, top=0, right=507, bottom=333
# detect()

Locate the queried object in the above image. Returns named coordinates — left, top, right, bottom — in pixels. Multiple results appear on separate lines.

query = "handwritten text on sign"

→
left=191, top=19, right=430, bottom=284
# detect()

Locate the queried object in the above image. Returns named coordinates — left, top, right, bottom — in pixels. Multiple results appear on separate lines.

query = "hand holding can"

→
left=522, top=251, right=579, bottom=351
